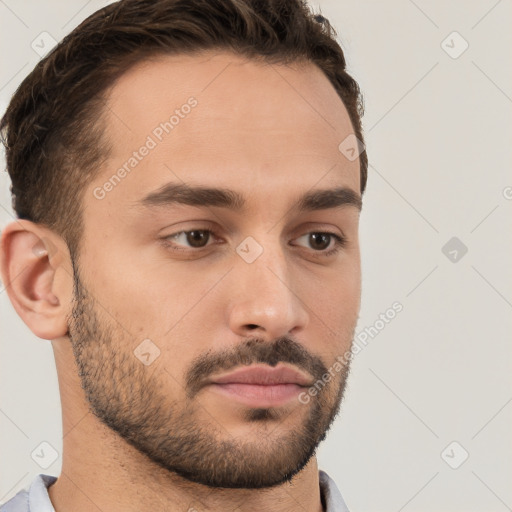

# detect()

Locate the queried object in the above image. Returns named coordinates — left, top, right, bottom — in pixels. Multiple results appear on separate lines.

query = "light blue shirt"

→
left=1, top=470, right=349, bottom=511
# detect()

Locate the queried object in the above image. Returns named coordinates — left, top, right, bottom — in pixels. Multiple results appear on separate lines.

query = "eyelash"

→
left=160, top=227, right=347, bottom=258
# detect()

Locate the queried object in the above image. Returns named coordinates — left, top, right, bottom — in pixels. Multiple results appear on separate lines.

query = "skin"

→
left=0, top=51, right=362, bottom=512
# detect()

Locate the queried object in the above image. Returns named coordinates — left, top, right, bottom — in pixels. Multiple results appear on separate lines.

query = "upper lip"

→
left=208, top=364, right=314, bottom=387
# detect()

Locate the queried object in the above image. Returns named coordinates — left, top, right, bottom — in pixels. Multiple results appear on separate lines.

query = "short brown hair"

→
left=0, top=0, right=367, bottom=258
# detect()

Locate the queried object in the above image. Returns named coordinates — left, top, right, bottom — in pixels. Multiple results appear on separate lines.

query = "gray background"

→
left=1, top=1, right=511, bottom=510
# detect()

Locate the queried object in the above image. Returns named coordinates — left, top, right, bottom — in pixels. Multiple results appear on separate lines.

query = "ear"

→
left=0, top=220, right=74, bottom=340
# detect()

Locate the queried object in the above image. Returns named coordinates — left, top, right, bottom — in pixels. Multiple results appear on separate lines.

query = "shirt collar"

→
left=28, top=474, right=57, bottom=512
left=26, top=471, right=349, bottom=512
left=319, top=469, right=350, bottom=512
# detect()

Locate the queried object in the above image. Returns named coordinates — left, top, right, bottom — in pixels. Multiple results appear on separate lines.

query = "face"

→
left=68, top=51, right=362, bottom=489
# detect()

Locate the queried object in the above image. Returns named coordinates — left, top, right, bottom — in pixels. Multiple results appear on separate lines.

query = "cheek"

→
left=311, top=262, right=361, bottom=348
left=81, top=246, right=214, bottom=341
left=312, top=254, right=361, bottom=308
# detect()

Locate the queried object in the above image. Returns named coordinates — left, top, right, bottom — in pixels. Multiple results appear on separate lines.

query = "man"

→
left=0, top=0, right=367, bottom=510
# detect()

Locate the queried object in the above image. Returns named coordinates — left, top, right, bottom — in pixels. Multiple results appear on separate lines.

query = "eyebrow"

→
left=134, top=182, right=362, bottom=213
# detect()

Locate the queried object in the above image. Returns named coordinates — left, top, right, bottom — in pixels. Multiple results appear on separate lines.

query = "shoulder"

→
left=0, top=487, right=29, bottom=512
left=0, top=474, right=57, bottom=512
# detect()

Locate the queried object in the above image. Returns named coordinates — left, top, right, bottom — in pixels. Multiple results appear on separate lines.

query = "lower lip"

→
left=208, top=383, right=304, bottom=407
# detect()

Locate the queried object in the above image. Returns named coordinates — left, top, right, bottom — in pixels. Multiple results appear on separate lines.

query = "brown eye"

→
left=185, top=230, right=210, bottom=248
left=293, top=231, right=347, bottom=257
left=163, top=229, right=214, bottom=250
left=308, top=233, right=331, bottom=251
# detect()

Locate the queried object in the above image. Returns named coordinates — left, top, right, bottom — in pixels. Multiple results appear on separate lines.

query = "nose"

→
left=227, top=240, right=309, bottom=341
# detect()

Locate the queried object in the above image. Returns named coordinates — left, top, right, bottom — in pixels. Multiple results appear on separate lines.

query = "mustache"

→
left=185, top=336, right=328, bottom=399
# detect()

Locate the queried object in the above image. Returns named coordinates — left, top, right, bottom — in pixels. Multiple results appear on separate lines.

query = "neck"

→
left=48, top=339, right=325, bottom=512
left=49, top=418, right=323, bottom=512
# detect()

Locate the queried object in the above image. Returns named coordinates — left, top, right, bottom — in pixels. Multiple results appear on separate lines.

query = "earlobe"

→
left=0, top=220, right=73, bottom=340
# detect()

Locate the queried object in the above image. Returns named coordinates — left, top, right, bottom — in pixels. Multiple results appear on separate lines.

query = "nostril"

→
left=246, top=324, right=259, bottom=330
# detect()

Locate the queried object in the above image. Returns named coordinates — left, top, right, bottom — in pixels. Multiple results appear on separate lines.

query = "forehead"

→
left=87, top=51, right=360, bottom=217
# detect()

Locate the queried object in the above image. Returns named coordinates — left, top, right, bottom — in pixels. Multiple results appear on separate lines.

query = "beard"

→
left=67, top=259, right=353, bottom=489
